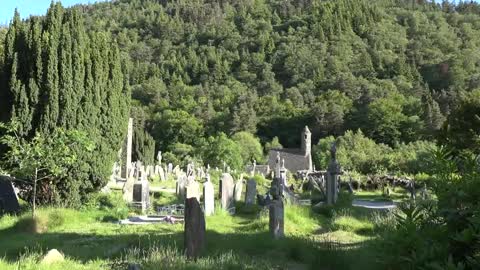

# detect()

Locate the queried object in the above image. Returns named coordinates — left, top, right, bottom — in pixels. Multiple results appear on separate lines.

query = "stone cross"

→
left=275, top=152, right=281, bottom=178
left=326, top=142, right=341, bottom=205
left=203, top=177, right=215, bottom=216
left=184, top=198, right=205, bottom=259
left=245, top=179, right=257, bottom=205
left=269, top=199, right=284, bottom=239
left=220, top=173, right=234, bottom=210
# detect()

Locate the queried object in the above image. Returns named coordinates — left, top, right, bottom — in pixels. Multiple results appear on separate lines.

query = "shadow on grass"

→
left=0, top=221, right=379, bottom=270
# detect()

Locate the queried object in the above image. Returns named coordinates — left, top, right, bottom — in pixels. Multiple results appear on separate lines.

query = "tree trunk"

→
left=33, top=168, right=37, bottom=218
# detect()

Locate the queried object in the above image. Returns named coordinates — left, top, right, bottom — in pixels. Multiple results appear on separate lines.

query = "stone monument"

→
left=245, top=179, right=257, bottom=205
left=184, top=198, right=206, bottom=259
left=203, top=174, right=215, bottom=216
left=326, top=142, right=341, bottom=205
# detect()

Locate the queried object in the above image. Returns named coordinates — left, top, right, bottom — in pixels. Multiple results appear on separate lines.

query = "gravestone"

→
left=186, top=180, right=200, bottom=201
left=245, top=179, right=257, bottom=205
left=133, top=180, right=150, bottom=213
left=0, top=176, right=20, bottom=214
left=220, top=173, right=234, bottom=210
left=184, top=198, right=206, bottom=259
left=269, top=199, right=284, bottom=239
left=123, top=177, right=136, bottom=203
left=176, top=175, right=187, bottom=199
left=234, top=179, right=243, bottom=202
left=203, top=179, right=215, bottom=216
left=326, top=142, right=341, bottom=205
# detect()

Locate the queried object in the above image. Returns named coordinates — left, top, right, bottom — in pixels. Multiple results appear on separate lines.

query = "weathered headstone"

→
left=203, top=179, right=215, bottom=216
left=245, top=179, right=257, bottom=205
left=234, top=179, right=243, bottom=202
left=326, top=142, right=341, bottom=205
left=269, top=199, right=284, bottom=239
left=220, top=173, right=234, bottom=210
left=123, top=177, right=136, bottom=203
left=184, top=198, right=206, bottom=259
left=0, top=176, right=20, bottom=214
left=133, top=180, right=150, bottom=213
left=176, top=175, right=187, bottom=199
left=186, top=180, right=200, bottom=201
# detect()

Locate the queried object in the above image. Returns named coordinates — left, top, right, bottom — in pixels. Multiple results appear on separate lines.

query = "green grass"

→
left=0, top=191, right=386, bottom=270
left=354, top=189, right=410, bottom=202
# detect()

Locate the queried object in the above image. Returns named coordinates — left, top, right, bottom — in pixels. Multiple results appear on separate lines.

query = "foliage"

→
left=439, top=89, right=480, bottom=154
left=232, top=131, right=265, bottom=164
left=201, top=132, right=243, bottom=170
left=0, top=3, right=130, bottom=204
left=313, top=130, right=437, bottom=175
left=0, top=121, right=93, bottom=212
left=378, top=147, right=480, bottom=269
left=63, top=0, right=480, bottom=153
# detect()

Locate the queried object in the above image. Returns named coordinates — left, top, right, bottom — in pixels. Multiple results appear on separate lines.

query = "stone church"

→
left=268, top=126, right=313, bottom=173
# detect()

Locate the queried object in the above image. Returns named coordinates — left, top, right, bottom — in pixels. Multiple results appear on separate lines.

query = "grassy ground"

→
left=354, top=189, right=410, bottom=202
left=0, top=188, right=392, bottom=270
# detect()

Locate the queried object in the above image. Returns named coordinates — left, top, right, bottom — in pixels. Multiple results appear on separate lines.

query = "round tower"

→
left=301, top=126, right=311, bottom=156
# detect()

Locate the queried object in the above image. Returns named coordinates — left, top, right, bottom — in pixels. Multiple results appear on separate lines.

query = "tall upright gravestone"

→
left=220, top=173, right=234, bottom=210
left=326, top=142, right=341, bottom=205
left=269, top=199, right=284, bottom=239
left=268, top=156, right=285, bottom=239
left=245, top=179, right=257, bottom=205
left=234, top=178, right=243, bottom=202
left=186, top=180, right=200, bottom=201
left=203, top=178, right=215, bottom=216
left=184, top=198, right=206, bottom=259
left=176, top=175, right=187, bottom=199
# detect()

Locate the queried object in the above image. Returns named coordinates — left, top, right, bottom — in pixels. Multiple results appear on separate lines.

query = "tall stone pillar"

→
left=124, top=118, right=133, bottom=178
left=326, top=142, right=341, bottom=205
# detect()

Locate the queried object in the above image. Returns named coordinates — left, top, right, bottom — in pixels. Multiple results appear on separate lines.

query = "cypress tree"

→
left=1, top=4, right=130, bottom=205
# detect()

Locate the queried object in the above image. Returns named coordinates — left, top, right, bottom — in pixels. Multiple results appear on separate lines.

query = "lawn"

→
left=0, top=190, right=394, bottom=270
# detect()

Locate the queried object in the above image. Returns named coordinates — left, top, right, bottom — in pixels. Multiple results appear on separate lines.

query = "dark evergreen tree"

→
left=0, top=4, right=130, bottom=205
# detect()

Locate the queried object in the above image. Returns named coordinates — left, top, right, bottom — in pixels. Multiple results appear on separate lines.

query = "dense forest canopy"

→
left=2, top=0, right=480, bottom=169
left=66, top=0, right=480, bottom=165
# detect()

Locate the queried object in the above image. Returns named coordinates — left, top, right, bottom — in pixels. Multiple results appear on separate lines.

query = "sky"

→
left=0, top=0, right=106, bottom=26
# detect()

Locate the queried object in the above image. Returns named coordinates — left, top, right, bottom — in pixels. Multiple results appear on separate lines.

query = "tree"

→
left=312, top=90, right=353, bottom=136
left=202, top=133, right=243, bottom=171
left=439, top=89, right=480, bottom=154
left=0, top=122, right=93, bottom=217
left=0, top=4, right=130, bottom=203
left=232, top=132, right=265, bottom=164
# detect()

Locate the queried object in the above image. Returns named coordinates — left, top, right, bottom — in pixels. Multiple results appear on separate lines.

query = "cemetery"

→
left=0, top=122, right=432, bottom=270
left=1, top=1, right=480, bottom=269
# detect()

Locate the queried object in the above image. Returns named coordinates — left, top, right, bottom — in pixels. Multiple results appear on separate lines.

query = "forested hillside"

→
left=2, top=0, right=480, bottom=169
left=68, top=0, right=480, bottom=166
